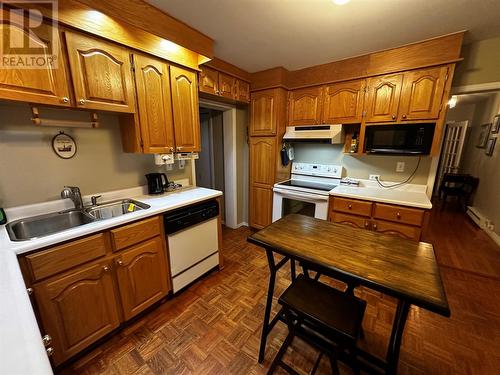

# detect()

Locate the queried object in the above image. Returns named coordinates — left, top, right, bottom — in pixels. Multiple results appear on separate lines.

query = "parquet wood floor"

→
left=64, top=208, right=500, bottom=375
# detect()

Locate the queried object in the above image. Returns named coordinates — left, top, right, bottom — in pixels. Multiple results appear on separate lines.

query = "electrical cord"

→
left=375, top=156, right=422, bottom=189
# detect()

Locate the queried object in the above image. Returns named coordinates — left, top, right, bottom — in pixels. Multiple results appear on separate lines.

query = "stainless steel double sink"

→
left=6, top=199, right=150, bottom=241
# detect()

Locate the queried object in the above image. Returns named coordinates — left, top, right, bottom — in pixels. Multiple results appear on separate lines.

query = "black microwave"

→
left=364, top=123, right=435, bottom=155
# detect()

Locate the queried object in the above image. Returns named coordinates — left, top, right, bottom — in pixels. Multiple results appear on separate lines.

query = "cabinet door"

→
left=0, top=21, right=71, bottom=106
left=133, top=54, right=175, bottom=153
left=399, top=66, right=448, bottom=121
left=199, top=66, right=219, bottom=96
left=249, top=186, right=273, bottom=229
left=237, top=80, right=250, bottom=102
left=34, top=260, right=120, bottom=365
left=330, top=212, right=371, bottom=230
left=64, top=32, right=135, bottom=113
left=218, top=72, right=236, bottom=99
left=323, top=80, right=366, bottom=124
left=288, top=86, right=323, bottom=125
left=170, top=66, right=201, bottom=152
left=249, top=137, right=276, bottom=186
left=250, top=89, right=278, bottom=136
left=115, top=236, right=169, bottom=320
left=372, top=220, right=421, bottom=241
left=365, top=74, right=403, bottom=123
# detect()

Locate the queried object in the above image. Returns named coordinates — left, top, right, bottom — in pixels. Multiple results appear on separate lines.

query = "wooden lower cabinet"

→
left=372, top=219, right=421, bottom=241
left=34, top=260, right=120, bottom=366
left=249, top=186, right=273, bottom=229
left=23, top=216, right=172, bottom=366
left=115, top=236, right=169, bottom=320
left=328, top=197, right=425, bottom=241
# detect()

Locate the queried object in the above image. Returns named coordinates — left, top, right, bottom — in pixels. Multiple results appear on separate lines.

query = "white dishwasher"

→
left=164, top=200, right=220, bottom=293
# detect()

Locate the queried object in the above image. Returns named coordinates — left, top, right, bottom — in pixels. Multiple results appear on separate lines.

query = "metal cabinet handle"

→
left=348, top=204, right=353, bottom=209
left=61, top=97, right=69, bottom=104
left=103, top=265, right=110, bottom=272
left=78, top=99, right=86, bottom=105
left=42, top=335, right=52, bottom=347
left=46, top=347, right=54, bottom=357
left=26, top=287, right=33, bottom=295
left=396, top=212, right=401, bottom=219
left=177, top=146, right=183, bottom=151
left=373, top=223, right=378, bottom=230
left=391, top=115, right=396, bottom=120
left=364, top=221, right=370, bottom=228
left=402, top=114, right=407, bottom=119
left=169, top=147, right=174, bottom=152
left=116, top=260, right=124, bottom=266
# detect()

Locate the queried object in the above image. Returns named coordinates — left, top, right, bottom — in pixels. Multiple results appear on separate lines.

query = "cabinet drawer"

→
left=26, top=233, right=108, bottom=281
left=332, top=197, right=372, bottom=217
left=330, top=212, right=371, bottom=230
left=110, top=216, right=161, bottom=251
left=373, top=203, right=425, bottom=226
left=372, top=220, right=421, bottom=241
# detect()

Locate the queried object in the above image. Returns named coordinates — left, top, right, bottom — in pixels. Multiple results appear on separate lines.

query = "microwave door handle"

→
left=274, top=189, right=329, bottom=202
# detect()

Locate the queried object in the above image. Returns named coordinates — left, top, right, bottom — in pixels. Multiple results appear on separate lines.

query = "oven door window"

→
left=282, top=198, right=315, bottom=218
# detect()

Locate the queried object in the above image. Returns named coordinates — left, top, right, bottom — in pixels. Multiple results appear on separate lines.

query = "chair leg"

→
left=310, top=352, right=323, bottom=375
left=328, top=354, right=340, bottom=375
left=441, top=193, right=447, bottom=211
left=267, top=331, right=294, bottom=375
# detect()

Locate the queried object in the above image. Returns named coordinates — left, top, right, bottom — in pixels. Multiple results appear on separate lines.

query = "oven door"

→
left=272, top=187, right=329, bottom=222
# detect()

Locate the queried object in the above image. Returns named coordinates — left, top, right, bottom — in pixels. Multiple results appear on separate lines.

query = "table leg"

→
left=259, top=249, right=278, bottom=363
left=385, top=300, right=410, bottom=374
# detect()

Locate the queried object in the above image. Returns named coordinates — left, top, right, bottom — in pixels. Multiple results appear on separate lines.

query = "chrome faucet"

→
left=61, top=186, right=84, bottom=210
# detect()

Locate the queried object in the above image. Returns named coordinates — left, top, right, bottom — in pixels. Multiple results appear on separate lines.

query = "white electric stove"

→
left=272, top=162, right=343, bottom=222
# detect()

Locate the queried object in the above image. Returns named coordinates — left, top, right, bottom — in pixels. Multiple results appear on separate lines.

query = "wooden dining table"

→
left=247, top=214, right=450, bottom=375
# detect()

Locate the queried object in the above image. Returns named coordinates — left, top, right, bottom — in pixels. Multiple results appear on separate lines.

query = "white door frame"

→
left=199, top=99, right=238, bottom=229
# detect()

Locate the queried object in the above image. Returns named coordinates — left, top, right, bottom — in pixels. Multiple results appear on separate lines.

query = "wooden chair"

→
left=267, top=274, right=366, bottom=375
left=439, top=173, right=479, bottom=211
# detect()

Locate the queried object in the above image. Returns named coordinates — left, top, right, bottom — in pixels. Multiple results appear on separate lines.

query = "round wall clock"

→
left=52, top=132, right=77, bottom=159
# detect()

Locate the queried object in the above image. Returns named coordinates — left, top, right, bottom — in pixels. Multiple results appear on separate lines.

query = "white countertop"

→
left=0, top=186, right=222, bottom=374
left=329, top=180, right=432, bottom=209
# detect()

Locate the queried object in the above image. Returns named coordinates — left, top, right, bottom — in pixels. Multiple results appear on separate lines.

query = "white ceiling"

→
left=147, top=0, right=500, bottom=73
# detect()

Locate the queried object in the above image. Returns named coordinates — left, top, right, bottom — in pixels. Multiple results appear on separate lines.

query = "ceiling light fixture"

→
left=332, top=0, right=351, bottom=5
left=448, top=95, right=458, bottom=108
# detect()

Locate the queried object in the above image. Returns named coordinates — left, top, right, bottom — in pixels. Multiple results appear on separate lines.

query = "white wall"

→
left=0, top=103, right=191, bottom=208
left=292, top=144, right=432, bottom=185
left=460, top=93, right=500, bottom=236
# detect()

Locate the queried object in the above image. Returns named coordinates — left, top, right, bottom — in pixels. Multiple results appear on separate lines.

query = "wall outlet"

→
left=178, top=159, right=185, bottom=169
left=396, top=162, right=405, bottom=172
left=369, top=174, right=380, bottom=181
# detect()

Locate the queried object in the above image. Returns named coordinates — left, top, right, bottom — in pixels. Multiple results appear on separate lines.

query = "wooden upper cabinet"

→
left=199, top=66, right=219, bottom=96
left=250, top=89, right=279, bottom=136
left=133, top=54, right=175, bottom=153
left=399, top=66, right=448, bottom=121
left=249, top=137, right=276, bottom=186
left=115, top=236, right=169, bottom=320
left=322, top=80, right=366, bottom=124
left=170, top=65, right=201, bottom=152
left=288, top=86, right=323, bottom=125
left=365, top=74, right=403, bottom=123
left=34, top=260, right=120, bottom=366
left=0, top=21, right=71, bottom=106
left=64, top=31, right=135, bottom=113
left=237, top=80, right=250, bottom=102
left=218, top=72, right=236, bottom=99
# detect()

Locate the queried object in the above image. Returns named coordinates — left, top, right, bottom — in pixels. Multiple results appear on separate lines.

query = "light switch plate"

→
left=396, top=162, right=405, bottom=172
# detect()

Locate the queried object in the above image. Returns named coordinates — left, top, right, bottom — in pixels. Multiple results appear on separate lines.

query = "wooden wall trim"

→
left=204, top=57, right=251, bottom=82
left=73, top=0, right=213, bottom=58
left=14, top=0, right=206, bottom=70
left=251, top=31, right=465, bottom=91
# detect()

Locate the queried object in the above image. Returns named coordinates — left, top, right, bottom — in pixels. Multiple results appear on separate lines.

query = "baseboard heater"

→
left=466, top=206, right=486, bottom=228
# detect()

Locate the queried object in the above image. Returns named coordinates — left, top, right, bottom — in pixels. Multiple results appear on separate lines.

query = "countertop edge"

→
left=329, top=190, right=432, bottom=210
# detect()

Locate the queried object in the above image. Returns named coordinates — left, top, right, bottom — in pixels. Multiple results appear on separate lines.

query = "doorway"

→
left=196, top=109, right=226, bottom=220
left=196, top=99, right=244, bottom=229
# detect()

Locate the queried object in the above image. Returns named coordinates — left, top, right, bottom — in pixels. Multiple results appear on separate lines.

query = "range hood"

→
left=283, top=124, right=344, bottom=144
